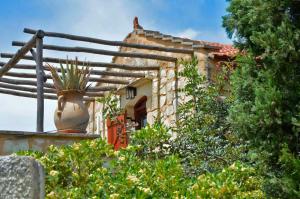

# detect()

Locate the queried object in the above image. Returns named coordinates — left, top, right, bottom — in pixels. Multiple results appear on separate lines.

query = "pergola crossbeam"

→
left=13, top=41, right=177, bottom=62
left=0, top=53, right=160, bottom=71
left=0, top=67, right=131, bottom=85
left=23, top=28, right=194, bottom=55
left=0, top=82, right=104, bottom=97
left=0, top=82, right=56, bottom=93
left=0, top=88, right=95, bottom=101
left=3, top=71, right=134, bottom=84
left=0, top=77, right=116, bottom=92
left=0, top=62, right=146, bottom=78
left=0, top=35, right=38, bottom=77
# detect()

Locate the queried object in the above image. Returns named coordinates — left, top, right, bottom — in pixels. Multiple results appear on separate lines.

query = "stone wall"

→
left=0, top=131, right=99, bottom=155
left=87, top=31, right=214, bottom=134
left=0, top=156, right=45, bottom=199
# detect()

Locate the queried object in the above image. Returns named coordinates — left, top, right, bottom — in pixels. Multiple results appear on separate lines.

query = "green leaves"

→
left=47, top=57, right=91, bottom=92
left=97, top=93, right=123, bottom=120
left=172, top=57, right=246, bottom=176
left=224, top=0, right=300, bottom=197
left=17, top=138, right=263, bottom=199
left=131, top=122, right=171, bottom=159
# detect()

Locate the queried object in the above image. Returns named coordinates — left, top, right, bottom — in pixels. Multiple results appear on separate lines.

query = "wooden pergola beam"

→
left=23, top=28, right=194, bottom=55
left=0, top=82, right=105, bottom=97
left=0, top=34, right=39, bottom=77
left=2, top=72, right=129, bottom=84
left=0, top=77, right=117, bottom=92
left=0, top=62, right=145, bottom=78
left=12, top=41, right=177, bottom=62
left=0, top=53, right=160, bottom=71
left=0, top=82, right=56, bottom=93
left=0, top=77, right=53, bottom=88
left=0, top=88, right=95, bottom=101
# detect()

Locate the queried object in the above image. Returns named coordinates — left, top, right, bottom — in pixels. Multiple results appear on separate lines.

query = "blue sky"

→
left=0, top=0, right=231, bottom=132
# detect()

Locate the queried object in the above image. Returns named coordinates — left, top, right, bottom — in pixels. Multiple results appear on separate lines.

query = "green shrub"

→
left=188, top=162, right=265, bottom=199
left=223, top=1, right=300, bottom=197
left=17, top=137, right=263, bottom=198
left=172, top=57, right=247, bottom=176
left=18, top=139, right=115, bottom=198
left=130, top=122, right=171, bottom=158
left=263, top=145, right=300, bottom=199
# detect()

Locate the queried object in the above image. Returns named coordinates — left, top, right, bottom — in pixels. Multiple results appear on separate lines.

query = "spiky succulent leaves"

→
left=65, top=60, right=75, bottom=90
left=80, top=63, right=91, bottom=91
left=48, top=57, right=91, bottom=92
left=59, top=62, right=66, bottom=89
left=46, top=63, right=63, bottom=91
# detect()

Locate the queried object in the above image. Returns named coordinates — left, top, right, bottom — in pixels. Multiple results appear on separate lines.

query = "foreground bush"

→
left=18, top=139, right=263, bottom=198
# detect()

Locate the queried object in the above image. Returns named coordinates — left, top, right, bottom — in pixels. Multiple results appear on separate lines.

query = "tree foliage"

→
left=223, top=0, right=300, bottom=158
left=172, top=57, right=246, bottom=176
left=223, top=0, right=300, bottom=197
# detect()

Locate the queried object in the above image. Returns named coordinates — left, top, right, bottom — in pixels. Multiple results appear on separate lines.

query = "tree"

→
left=171, top=57, right=245, bottom=176
left=223, top=0, right=300, bottom=159
left=223, top=0, right=300, bottom=197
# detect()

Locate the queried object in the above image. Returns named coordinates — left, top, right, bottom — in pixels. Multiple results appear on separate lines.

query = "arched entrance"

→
left=134, top=96, right=147, bottom=130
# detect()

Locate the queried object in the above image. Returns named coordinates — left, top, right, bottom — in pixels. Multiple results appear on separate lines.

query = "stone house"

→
left=87, top=17, right=237, bottom=139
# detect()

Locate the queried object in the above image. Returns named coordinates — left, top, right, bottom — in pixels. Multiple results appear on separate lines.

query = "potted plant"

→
left=47, top=57, right=91, bottom=133
left=97, top=94, right=128, bottom=149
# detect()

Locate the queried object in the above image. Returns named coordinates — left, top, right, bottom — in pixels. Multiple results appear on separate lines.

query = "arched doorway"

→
left=134, top=96, right=147, bottom=130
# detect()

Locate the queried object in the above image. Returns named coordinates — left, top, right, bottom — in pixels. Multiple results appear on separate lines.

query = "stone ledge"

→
left=0, top=130, right=100, bottom=139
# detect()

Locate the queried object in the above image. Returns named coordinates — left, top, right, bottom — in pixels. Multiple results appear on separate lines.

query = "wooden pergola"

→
left=0, top=28, right=194, bottom=132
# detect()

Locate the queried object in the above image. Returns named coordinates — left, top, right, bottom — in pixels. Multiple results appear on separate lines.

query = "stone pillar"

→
left=0, top=156, right=45, bottom=199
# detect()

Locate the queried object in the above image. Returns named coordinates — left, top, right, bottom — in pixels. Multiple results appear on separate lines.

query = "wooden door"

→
left=134, top=96, right=147, bottom=130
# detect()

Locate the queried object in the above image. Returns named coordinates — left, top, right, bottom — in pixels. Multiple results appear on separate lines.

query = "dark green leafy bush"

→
left=223, top=0, right=300, bottom=197
left=172, top=57, right=246, bottom=176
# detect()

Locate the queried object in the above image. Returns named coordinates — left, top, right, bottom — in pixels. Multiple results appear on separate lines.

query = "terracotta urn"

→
left=54, top=90, right=89, bottom=133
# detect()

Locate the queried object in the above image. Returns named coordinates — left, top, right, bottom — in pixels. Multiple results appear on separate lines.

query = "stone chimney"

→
left=133, top=16, right=143, bottom=30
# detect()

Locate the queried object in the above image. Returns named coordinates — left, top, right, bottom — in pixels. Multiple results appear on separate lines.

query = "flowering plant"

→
left=17, top=137, right=264, bottom=198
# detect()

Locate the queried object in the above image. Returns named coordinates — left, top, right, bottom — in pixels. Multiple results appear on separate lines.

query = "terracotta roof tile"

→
left=136, top=29, right=238, bottom=58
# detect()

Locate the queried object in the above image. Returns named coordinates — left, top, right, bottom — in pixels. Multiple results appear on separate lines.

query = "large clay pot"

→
left=54, top=90, right=89, bottom=133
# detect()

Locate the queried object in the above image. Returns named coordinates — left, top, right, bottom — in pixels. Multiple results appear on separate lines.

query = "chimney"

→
left=133, top=16, right=143, bottom=30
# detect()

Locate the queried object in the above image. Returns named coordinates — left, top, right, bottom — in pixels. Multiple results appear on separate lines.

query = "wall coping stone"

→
left=0, top=131, right=100, bottom=139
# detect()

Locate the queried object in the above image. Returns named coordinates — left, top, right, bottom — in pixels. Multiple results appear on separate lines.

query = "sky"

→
left=0, top=0, right=231, bottom=132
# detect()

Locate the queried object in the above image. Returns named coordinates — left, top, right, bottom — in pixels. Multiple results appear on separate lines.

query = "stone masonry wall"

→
left=87, top=32, right=212, bottom=133
left=0, top=131, right=99, bottom=155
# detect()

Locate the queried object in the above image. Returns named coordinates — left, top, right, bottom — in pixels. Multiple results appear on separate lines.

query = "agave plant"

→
left=47, top=57, right=91, bottom=92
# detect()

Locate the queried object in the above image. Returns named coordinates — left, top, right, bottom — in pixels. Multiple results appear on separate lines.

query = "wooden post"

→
left=35, top=30, right=45, bottom=132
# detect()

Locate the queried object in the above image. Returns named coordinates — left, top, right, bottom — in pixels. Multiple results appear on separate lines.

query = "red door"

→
left=106, top=114, right=127, bottom=150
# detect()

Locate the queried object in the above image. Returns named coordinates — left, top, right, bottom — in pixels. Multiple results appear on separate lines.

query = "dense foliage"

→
left=130, top=122, right=171, bottom=158
left=172, top=57, right=246, bottom=176
left=18, top=139, right=264, bottom=198
left=223, top=0, right=300, bottom=197
left=97, top=93, right=123, bottom=120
